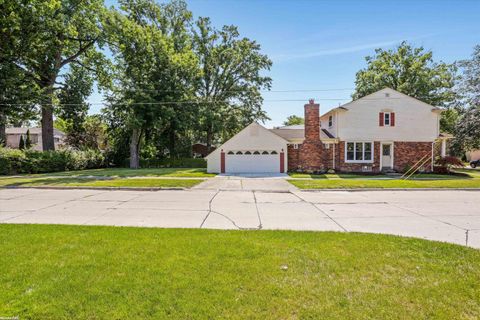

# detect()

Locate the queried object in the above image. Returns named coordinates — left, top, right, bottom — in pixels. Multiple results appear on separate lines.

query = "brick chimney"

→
left=304, top=99, right=320, bottom=142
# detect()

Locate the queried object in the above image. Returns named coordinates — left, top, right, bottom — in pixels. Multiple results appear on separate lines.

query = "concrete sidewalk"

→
left=0, top=188, right=479, bottom=249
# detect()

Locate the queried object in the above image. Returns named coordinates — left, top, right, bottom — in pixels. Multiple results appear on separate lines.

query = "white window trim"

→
left=383, top=112, right=391, bottom=127
left=345, top=141, right=374, bottom=163
left=328, top=115, right=333, bottom=128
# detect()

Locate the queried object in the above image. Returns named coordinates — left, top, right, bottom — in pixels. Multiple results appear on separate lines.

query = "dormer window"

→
left=328, top=115, right=333, bottom=127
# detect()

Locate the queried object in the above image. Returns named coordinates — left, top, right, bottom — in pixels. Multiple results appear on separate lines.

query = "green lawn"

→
left=289, top=178, right=480, bottom=189
left=0, top=177, right=202, bottom=188
left=0, top=225, right=479, bottom=319
left=31, top=167, right=215, bottom=178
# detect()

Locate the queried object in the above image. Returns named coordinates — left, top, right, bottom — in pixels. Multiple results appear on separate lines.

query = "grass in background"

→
left=33, top=167, right=215, bottom=178
left=1, top=225, right=479, bottom=319
left=0, top=177, right=201, bottom=188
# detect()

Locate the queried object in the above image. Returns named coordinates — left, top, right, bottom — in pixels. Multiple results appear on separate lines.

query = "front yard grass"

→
left=289, top=177, right=480, bottom=189
left=0, top=225, right=479, bottom=319
left=31, top=167, right=215, bottom=178
left=0, top=177, right=202, bottom=188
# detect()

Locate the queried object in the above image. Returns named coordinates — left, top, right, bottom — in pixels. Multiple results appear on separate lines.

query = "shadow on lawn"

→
left=3, top=177, right=114, bottom=187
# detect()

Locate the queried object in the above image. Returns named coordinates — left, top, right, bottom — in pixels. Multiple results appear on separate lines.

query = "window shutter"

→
left=391, top=112, right=395, bottom=126
left=379, top=112, right=384, bottom=126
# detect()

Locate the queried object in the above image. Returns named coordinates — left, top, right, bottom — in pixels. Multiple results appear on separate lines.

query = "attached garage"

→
left=225, top=150, right=280, bottom=173
left=205, top=123, right=288, bottom=174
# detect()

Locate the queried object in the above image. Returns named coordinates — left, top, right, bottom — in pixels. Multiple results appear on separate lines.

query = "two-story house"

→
left=206, top=88, right=449, bottom=173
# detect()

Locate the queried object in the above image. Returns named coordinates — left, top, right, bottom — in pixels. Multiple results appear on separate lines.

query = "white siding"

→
left=206, top=122, right=288, bottom=173
left=336, top=88, right=440, bottom=142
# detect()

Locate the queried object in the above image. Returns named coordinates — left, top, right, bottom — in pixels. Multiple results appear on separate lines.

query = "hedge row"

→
left=123, top=158, right=206, bottom=168
left=0, top=148, right=106, bottom=175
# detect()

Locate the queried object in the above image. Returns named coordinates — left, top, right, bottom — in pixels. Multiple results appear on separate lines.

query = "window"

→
left=271, top=151, right=278, bottom=154
left=384, top=112, right=391, bottom=126
left=262, top=151, right=269, bottom=155
left=253, top=151, right=260, bottom=155
left=245, top=151, right=252, bottom=155
left=227, top=151, right=234, bottom=155
left=236, top=151, right=243, bottom=155
left=293, top=144, right=299, bottom=149
left=328, top=115, right=333, bottom=127
left=345, top=142, right=373, bottom=163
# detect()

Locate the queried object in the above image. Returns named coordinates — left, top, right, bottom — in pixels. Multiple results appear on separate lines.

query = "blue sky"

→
left=91, top=0, right=480, bottom=127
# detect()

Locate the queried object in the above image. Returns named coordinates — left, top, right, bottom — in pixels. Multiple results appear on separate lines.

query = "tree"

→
left=193, top=17, right=272, bottom=149
left=0, top=2, right=39, bottom=145
left=2, top=0, right=109, bottom=151
left=25, top=129, right=32, bottom=149
left=353, top=42, right=457, bottom=109
left=104, top=0, right=198, bottom=168
left=450, top=45, right=480, bottom=155
left=283, top=115, right=304, bottom=126
left=56, top=64, right=94, bottom=148
left=18, top=135, right=25, bottom=150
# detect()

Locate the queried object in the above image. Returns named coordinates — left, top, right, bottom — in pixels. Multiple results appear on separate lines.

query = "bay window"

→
left=345, top=142, right=374, bottom=163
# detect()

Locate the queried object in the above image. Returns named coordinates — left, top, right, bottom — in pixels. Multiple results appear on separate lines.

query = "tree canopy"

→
left=353, top=42, right=457, bottom=108
left=283, top=115, right=304, bottom=126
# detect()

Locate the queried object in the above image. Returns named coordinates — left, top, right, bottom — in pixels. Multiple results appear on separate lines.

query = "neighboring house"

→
left=192, top=143, right=215, bottom=158
left=5, top=127, right=65, bottom=151
left=466, top=150, right=480, bottom=162
left=206, top=88, right=450, bottom=174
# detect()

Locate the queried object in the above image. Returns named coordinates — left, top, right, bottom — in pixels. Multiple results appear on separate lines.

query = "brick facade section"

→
left=393, top=142, right=433, bottom=172
left=288, top=141, right=437, bottom=173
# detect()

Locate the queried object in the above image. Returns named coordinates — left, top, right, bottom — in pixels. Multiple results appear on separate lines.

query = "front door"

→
left=382, top=143, right=392, bottom=169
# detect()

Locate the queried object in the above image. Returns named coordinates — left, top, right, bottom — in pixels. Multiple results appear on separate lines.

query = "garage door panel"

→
left=226, top=154, right=279, bottom=173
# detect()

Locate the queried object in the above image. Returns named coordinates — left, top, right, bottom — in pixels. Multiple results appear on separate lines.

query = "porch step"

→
left=384, top=171, right=402, bottom=177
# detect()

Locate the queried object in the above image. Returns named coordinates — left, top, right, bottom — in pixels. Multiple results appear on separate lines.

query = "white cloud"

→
left=273, top=35, right=435, bottom=62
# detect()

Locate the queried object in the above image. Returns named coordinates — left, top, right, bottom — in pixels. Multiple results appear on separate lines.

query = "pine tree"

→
left=19, top=135, right=25, bottom=150
left=25, top=129, right=32, bottom=149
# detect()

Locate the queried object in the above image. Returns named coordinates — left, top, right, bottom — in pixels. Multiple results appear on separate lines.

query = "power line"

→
left=0, top=97, right=406, bottom=107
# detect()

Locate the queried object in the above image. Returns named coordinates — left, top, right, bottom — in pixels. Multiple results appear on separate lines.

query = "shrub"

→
left=434, top=156, right=464, bottom=173
left=123, top=157, right=207, bottom=168
left=0, top=147, right=106, bottom=175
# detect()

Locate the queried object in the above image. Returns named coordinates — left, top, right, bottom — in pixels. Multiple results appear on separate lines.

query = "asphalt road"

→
left=1, top=187, right=479, bottom=248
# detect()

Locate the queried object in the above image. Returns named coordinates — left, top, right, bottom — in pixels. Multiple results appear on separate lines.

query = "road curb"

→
left=300, top=188, right=480, bottom=192
left=0, top=186, right=187, bottom=191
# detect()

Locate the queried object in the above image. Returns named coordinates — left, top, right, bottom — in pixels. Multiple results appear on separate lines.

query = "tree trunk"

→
left=169, top=125, right=175, bottom=157
left=206, top=125, right=213, bottom=151
left=129, top=128, right=141, bottom=169
left=41, top=104, right=55, bottom=151
left=0, top=110, right=6, bottom=147
left=40, top=83, right=55, bottom=151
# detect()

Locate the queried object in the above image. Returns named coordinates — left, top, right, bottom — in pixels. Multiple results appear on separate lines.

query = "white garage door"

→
left=226, top=151, right=279, bottom=173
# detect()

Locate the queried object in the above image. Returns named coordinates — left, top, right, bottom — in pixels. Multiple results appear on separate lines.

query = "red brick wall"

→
left=288, top=141, right=437, bottom=173
left=394, top=142, right=433, bottom=172
left=287, top=145, right=300, bottom=171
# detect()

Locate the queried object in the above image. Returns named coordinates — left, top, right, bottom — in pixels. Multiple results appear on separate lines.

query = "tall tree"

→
left=353, top=42, right=457, bottom=108
left=451, top=45, right=480, bottom=155
left=193, top=17, right=272, bottom=148
left=2, top=0, right=108, bottom=150
left=283, top=115, right=304, bottom=126
left=104, top=0, right=197, bottom=168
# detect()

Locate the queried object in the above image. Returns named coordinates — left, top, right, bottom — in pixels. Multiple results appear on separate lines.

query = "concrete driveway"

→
left=0, top=187, right=479, bottom=249
left=193, top=174, right=295, bottom=191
